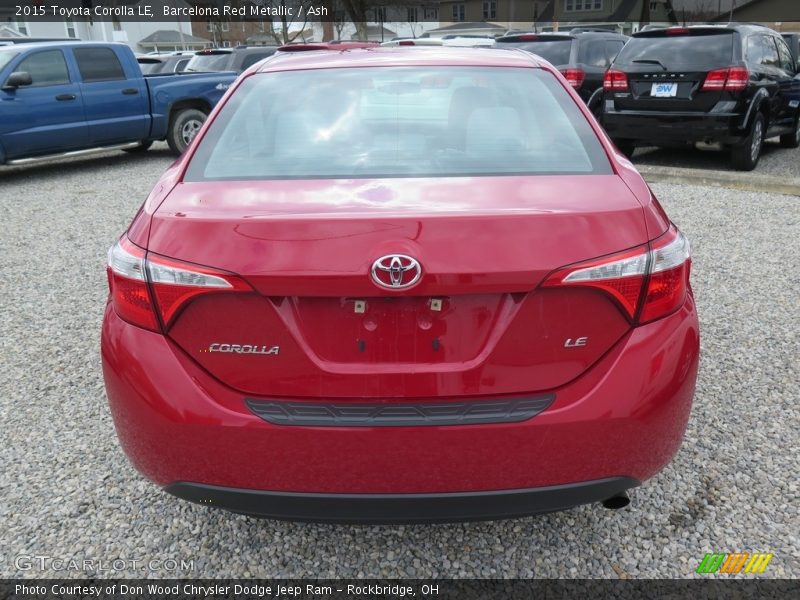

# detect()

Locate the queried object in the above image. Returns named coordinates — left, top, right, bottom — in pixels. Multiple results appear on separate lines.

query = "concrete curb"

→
left=637, top=164, right=800, bottom=197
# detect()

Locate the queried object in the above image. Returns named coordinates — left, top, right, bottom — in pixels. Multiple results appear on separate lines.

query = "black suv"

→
left=602, top=25, right=800, bottom=170
left=494, top=30, right=628, bottom=113
left=185, top=46, right=279, bottom=74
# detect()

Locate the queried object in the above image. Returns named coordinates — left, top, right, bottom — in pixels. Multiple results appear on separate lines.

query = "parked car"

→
left=602, top=24, right=800, bottom=170
left=137, top=53, right=191, bottom=75
left=103, top=46, right=699, bottom=523
left=184, top=46, right=279, bottom=74
left=0, top=42, right=237, bottom=161
left=494, top=30, right=629, bottom=113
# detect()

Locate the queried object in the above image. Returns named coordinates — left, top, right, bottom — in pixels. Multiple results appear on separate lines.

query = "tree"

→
left=341, top=0, right=369, bottom=41
left=267, top=1, right=315, bottom=44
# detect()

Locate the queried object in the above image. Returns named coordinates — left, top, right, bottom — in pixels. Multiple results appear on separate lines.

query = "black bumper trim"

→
left=244, top=394, right=555, bottom=427
left=164, top=477, right=640, bottom=524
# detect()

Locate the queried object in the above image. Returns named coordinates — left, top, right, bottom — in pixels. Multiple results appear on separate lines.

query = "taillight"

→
left=398, top=40, right=415, bottom=46
left=560, top=68, right=585, bottom=89
left=702, top=66, right=749, bottom=92
left=542, top=226, right=691, bottom=325
left=107, top=237, right=158, bottom=331
left=638, top=227, right=691, bottom=324
left=107, top=236, right=251, bottom=331
left=603, top=69, right=629, bottom=91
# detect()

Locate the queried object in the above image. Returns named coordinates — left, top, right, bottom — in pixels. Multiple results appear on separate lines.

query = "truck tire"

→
left=167, top=108, right=207, bottom=155
left=779, top=116, right=800, bottom=148
left=731, top=112, right=765, bottom=171
left=123, top=141, right=153, bottom=153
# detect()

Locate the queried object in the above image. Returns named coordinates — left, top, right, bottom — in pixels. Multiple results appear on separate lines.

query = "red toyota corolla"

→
left=102, top=47, right=699, bottom=522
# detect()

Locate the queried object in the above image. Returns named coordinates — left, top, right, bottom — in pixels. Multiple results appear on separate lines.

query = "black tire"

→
left=122, top=140, right=153, bottom=153
left=166, top=108, right=207, bottom=155
left=613, top=139, right=636, bottom=159
left=731, top=112, right=765, bottom=171
left=779, top=116, right=800, bottom=148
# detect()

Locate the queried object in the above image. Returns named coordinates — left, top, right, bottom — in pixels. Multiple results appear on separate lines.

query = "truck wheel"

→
left=779, top=116, right=800, bottom=149
left=167, top=108, right=207, bottom=155
left=731, top=112, right=765, bottom=171
left=123, top=141, right=153, bottom=153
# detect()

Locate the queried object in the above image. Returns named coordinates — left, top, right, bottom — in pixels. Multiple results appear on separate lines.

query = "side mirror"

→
left=3, top=71, right=33, bottom=90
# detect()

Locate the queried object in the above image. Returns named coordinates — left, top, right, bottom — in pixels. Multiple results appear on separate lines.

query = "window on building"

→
left=221, top=21, right=230, bottom=32
left=10, top=18, right=28, bottom=36
left=65, top=18, right=77, bottom=38
left=407, top=7, right=418, bottom=22
left=565, top=0, right=603, bottom=11
left=16, top=50, right=70, bottom=86
left=483, top=1, right=496, bottom=20
left=424, top=8, right=439, bottom=20
left=372, top=7, right=387, bottom=22
left=206, top=21, right=213, bottom=32
left=452, top=3, right=465, bottom=22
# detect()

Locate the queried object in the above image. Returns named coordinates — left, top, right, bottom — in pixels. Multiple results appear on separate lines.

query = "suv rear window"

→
left=185, top=66, right=611, bottom=181
left=185, top=52, right=232, bottom=72
left=615, top=31, right=735, bottom=69
left=494, top=40, right=573, bottom=65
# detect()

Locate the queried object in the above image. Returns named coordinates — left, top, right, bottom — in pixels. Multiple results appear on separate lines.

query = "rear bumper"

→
left=101, top=295, right=699, bottom=518
left=603, top=109, right=743, bottom=145
left=165, top=477, right=640, bottom=523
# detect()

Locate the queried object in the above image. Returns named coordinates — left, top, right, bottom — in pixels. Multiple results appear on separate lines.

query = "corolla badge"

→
left=370, top=254, right=422, bottom=290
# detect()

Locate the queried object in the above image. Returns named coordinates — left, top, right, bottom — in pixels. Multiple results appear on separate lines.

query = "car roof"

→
left=255, top=46, right=543, bottom=73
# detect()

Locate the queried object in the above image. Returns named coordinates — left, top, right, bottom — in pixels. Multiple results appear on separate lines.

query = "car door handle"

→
left=121, top=88, right=139, bottom=95
left=55, top=94, right=76, bottom=101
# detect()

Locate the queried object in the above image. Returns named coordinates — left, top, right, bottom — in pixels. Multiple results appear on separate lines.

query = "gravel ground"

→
left=0, top=147, right=798, bottom=579
left=633, top=139, right=800, bottom=180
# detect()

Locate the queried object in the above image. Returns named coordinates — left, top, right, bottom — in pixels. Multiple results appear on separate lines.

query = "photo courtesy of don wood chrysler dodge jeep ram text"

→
left=102, top=46, right=699, bottom=523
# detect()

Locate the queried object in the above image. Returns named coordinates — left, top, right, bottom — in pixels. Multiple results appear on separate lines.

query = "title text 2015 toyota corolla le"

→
left=102, top=47, right=699, bottom=523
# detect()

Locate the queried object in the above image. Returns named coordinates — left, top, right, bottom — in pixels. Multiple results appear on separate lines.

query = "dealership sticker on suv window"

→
left=652, top=82, right=678, bottom=97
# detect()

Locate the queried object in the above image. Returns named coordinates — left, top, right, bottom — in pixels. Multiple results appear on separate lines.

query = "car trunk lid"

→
left=148, top=175, right=650, bottom=398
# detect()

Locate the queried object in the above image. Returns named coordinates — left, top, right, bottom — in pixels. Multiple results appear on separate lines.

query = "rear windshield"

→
left=137, top=60, right=162, bottom=74
left=185, top=52, right=231, bottom=72
left=494, top=40, right=573, bottom=65
left=615, top=31, right=735, bottom=69
left=185, top=66, right=611, bottom=181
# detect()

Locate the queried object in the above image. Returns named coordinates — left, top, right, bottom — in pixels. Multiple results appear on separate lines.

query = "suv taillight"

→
left=702, top=66, right=749, bottom=92
left=603, top=69, right=629, bottom=91
left=543, top=225, right=691, bottom=325
left=107, top=236, right=251, bottom=331
left=560, top=68, right=586, bottom=88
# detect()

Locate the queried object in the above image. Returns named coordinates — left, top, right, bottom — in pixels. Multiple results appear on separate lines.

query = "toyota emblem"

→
left=370, top=255, right=422, bottom=290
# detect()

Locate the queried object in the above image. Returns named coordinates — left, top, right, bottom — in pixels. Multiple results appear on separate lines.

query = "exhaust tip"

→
left=601, top=492, right=630, bottom=510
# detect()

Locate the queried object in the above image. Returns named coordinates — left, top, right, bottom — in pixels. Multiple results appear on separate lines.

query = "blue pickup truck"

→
left=0, top=42, right=237, bottom=165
